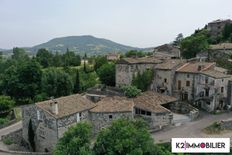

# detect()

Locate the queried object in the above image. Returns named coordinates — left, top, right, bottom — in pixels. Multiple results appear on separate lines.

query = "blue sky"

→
left=1, top=0, right=232, bottom=49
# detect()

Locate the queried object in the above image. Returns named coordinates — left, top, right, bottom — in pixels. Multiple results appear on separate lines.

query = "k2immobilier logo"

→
left=172, top=138, right=230, bottom=153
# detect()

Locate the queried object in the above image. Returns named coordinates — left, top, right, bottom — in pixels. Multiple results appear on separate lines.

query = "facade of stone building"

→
left=116, top=55, right=232, bottom=112
left=194, top=70, right=231, bottom=111
left=207, top=19, right=232, bottom=37
left=106, top=53, right=120, bottom=61
left=153, top=59, right=185, bottom=95
left=22, top=94, right=95, bottom=152
left=90, top=96, right=134, bottom=133
left=173, top=62, right=215, bottom=102
left=116, top=57, right=162, bottom=87
left=133, top=91, right=175, bottom=130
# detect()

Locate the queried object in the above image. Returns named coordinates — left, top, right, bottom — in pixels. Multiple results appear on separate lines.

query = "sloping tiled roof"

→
left=210, top=43, right=232, bottom=50
left=36, top=94, right=95, bottom=118
left=155, top=59, right=185, bottom=70
left=90, top=96, right=134, bottom=113
left=176, top=62, right=215, bottom=73
left=133, top=91, right=176, bottom=113
left=116, top=57, right=162, bottom=64
left=153, top=44, right=180, bottom=57
left=200, top=69, right=231, bottom=79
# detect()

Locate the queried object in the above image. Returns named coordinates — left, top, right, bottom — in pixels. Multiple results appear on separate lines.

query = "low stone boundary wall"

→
left=0, top=149, right=51, bottom=155
left=1, top=129, right=51, bottom=155
left=220, top=118, right=232, bottom=130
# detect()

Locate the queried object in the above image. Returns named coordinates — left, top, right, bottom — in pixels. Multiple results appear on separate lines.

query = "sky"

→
left=1, top=0, right=232, bottom=49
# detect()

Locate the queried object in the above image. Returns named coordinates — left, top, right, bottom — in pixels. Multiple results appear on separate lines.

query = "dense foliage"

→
left=122, top=85, right=141, bottom=98
left=94, top=119, right=169, bottom=155
left=54, top=122, right=92, bottom=155
left=54, top=119, right=172, bottom=155
left=180, top=29, right=209, bottom=59
left=97, top=63, right=115, bottom=86
left=41, top=68, right=74, bottom=98
left=0, top=96, right=15, bottom=112
left=0, top=47, right=99, bottom=105
left=132, top=69, right=154, bottom=91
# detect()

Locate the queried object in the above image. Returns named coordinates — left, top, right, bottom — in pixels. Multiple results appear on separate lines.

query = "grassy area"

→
left=14, top=107, right=22, bottom=121
left=0, top=118, right=10, bottom=125
left=3, top=137, right=13, bottom=145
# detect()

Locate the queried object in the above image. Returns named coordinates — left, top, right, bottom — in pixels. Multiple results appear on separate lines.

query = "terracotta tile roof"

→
left=210, top=43, right=232, bottom=50
left=200, top=69, right=231, bottom=79
left=36, top=94, right=95, bottom=118
left=155, top=59, right=185, bottom=70
left=90, top=96, right=134, bottom=113
left=133, top=91, right=176, bottom=113
left=116, top=57, right=162, bottom=64
left=176, top=62, right=215, bottom=73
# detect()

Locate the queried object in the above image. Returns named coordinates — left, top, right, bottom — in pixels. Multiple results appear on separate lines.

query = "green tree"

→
left=97, top=63, right=115, bottom=86
left=36, top=48, right=53, bottom=68
left=94, top=119, right=163, bottom=155
left=125, top=50, right=145, bottom=58
left=2, top=60, right=42, bottom=104
left=12, top=47, right=29, bottom=61
left=84, top=53, right=87, bottom=73
left=54, top=122, right=92, bottom=155
left=28, top=119, right=35, bottom=151
left=180, top=29, right=209, bottom=59
left=63, top=50, right=81, bottom=67
left=0, top=96, right=15, bottom=112
left=52, top=52, right=63, bottom=67
left=41, top=68, right=74, bottom=97
left=122, top=85, right=141, bottom=98
left=132, top=69, right=154, bottom=91
left=74, top=69, right=81, bottom=93
left=222, top=23, right=232, bottom=41
left=173, top=33, right=184, bottom=45
left=94, top=56, right=107, bottom=71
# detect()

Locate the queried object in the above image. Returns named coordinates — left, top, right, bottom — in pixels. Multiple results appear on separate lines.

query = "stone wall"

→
left=57, top=110, right=89, bottom=138
left=136, top=112, right=172, bottom=131
left=220, top=119, right=232, bottom=130
left=90, top=112, right=133, bottom=134
left=22, top=105, right=39, bottom=151
left=116, top=63, right=155, bottom=87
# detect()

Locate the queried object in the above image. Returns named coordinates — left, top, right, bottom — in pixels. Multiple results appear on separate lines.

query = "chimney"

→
left=50, top=98, right=58, bottom=115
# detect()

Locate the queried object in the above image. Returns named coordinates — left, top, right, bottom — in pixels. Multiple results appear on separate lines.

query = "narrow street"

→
left=152, top=111, right=232, bottom=143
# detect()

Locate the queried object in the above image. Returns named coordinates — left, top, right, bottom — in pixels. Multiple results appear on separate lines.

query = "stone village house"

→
left=116, top=57, right=232, bottom=112
left=22, top=92, right=177, bottom=152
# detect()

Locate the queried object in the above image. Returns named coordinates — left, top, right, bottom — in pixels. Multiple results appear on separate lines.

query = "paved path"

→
left=152, top=111, right=232, bottom=143
left=0, top=121, right=22, bottom=155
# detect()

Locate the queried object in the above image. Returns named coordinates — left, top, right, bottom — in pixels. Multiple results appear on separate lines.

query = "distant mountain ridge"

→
left=28, top=35, right=142, bottom=56
left=1, top=35, right=155, bottom=56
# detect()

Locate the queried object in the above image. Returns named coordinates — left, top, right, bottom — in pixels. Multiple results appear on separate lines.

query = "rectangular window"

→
left=205, top=77, right=208, bottom=84
left=141, top=110, right=146, bottom=115
left=109, top=115, right=113, bottom=119
left=221, top=87, right=224, bottom=93
left=146, top=111, right=151, bottom=116
left=178, top=80, right=181, bottom=90
left=205, top=88, right=209, bottom=97
left=135, top=108, right=140, bottom=114
left=186, top=81, right=190, bottom=87
left=164, top=78, right=167, bottom=83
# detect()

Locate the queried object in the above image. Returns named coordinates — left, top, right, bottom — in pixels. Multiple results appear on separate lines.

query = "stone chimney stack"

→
left=50, top=98, right=58, bottom=115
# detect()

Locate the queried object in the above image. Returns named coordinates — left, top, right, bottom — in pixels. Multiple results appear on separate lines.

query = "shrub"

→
left=122, top=85, right=141, bottom=98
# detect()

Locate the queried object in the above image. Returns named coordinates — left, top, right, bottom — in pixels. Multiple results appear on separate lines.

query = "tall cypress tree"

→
left=84, top=53, right=87, bottom=73
left=74, top=69, right=81, bottom=93
left=28, top=119, right=35, bottom=151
